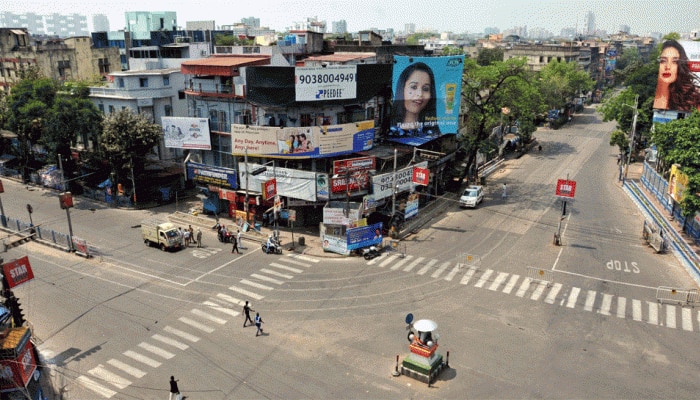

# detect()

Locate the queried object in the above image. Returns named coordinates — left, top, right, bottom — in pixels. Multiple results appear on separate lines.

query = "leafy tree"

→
left=442, top=46, right=465, bottom=56
left=537, top=59, right=594, bottom=110
left=609, top=129, right=629, bottom=154
left=650, top=111, right=700, bottom=216
left=100, top=109, right=162, bottom=201
left=459, top=57, right=535, bottom=182
left=476, top=48, right=504, bottom=66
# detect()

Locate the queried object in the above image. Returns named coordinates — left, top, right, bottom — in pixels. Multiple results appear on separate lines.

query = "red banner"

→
left=555, top=179, right=576, bottom=198
left=2, top=256, right=34, bottom=289
left=412, top=167, right=429, bottom=186
left=331, top=175, right=369, bottom=194
left=262, top=178, right=277, bottom=201
left=333, top=156, right=376, bottom=175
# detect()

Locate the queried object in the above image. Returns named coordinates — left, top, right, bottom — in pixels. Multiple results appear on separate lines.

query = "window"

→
left=108, top=105, right=115, bottom=113
left=139, top=77, right=148, bottom=87
left=117, top=78, right=124, bottom=88
left=164, top=104, right=172, bottom=116
left=98, top=104, right=104, bottom=113
left=163, top=75, right=170, bottom=86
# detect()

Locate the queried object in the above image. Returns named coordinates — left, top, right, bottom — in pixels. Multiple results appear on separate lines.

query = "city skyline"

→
left=2, top=0, right=698, bottom=36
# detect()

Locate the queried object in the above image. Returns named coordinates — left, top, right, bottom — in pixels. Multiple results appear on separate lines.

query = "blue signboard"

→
left=186, top=162, right=237, bottom=189
left=388, top=55, right=464, bottom=146
left=346, top=222, right=383, bottom=250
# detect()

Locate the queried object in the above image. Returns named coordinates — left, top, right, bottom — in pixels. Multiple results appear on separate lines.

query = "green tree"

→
left=476, top=48, right=504, bottom=66
left=609, top=129, right=629, bottom=154
left=650, top=111, right=700, bottom=216
left=459, top=57, right=536, bottom=182
left=537, top=59, right=594, bottom=110
left=100, top=109, right=162, bottom=202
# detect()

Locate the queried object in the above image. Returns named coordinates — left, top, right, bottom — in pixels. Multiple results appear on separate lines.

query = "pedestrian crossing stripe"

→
left=137, top=342, right=175, bottom=359
left=163, top=325, right=201, bottom=342
left=123, top=350, right=162, bottom=368
left=76, top=375, right=117, bottom=398
left=151, top=333, right=189, bottom=350
left=371, top=256, right=700, bottom=332
left=106, top=359, right=146, bottom=378
left=88, top=365, right=132, bottom=389
left=202, top=301, right=239, bottom=317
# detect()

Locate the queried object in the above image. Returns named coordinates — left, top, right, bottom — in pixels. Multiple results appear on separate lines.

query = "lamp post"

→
left=244, top=146, right=250, bottom=223
left=623, top=95, right=639, bottom=181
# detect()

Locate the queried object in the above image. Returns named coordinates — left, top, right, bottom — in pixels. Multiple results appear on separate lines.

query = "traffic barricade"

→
left=656, top=287, right=700, bottom=306
left=526, top=267, right=553, bottom=288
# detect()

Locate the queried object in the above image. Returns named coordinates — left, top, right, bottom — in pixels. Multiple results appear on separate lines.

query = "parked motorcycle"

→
left=362, top=246, right=381, bottom=260
left=261, top=239, right=283, bottom=254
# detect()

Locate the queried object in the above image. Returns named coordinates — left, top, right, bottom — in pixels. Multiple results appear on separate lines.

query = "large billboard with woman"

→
left=653, top=40, right=700, bottom=115
left=388, top=55, right=464, bottom=146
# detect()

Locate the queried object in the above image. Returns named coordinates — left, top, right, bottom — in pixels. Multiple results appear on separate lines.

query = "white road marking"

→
left=137, top=342, right=175, bottom=359
left=259, top=269, right=293, bottom=279
left=616, top=297, right=627, bottom=318
left=682, top=308, right=693, bottom=331
left=431, top=261, right=451, bottom=279
left=123, top=350, right=162, bottom=368
left=647, top=301, right=659, bottom=325
left=191, top=309, right=227, bottom=324
left=515, top=277, right=532, bottom=297
left=402, top=256, right=425, bottom=272
left=88, top=365, right=132, bottom=389
left=202, top=301, right=239, bottom=317
left=566, top=287, right=580, bottom=308
left=530, top=281, right=547, bottom=301
left=666, top=305, right=676, bottom=329
left=151, top=333, right=189, bottom=350
left=240, top=279, right=274, bottom=291
left=76, top=375, right=117, bottom=398
left=632, top=299, right=642, bottom=321
left=417, top=259, right=439, bottom=275
left=377, top=254, right=399, bottom=267
left=544, top=283, right=562, bottom=304
left=599, top=294, right=613, bottom=316
left=502, top=274, right=519, bottom=294
left=163, top=326, right=200, bottom=342
left=444, top=264, right=463, bottom=281
left=250, top=273, right=285, bottom=285
left=474, top=269, right=494, bottom=288
left=228, top=285, right=264, bottom=300
left=489, top=272, right=509, bottom=291
left=584, top=290, right=596, bottom=312
left=106, top=359, right=146, bottom=379
left=178, top=317, right=215, bottom=333
left=269, top=263, right=303, bottom=274
left=390, top=255, right=414, bottom=271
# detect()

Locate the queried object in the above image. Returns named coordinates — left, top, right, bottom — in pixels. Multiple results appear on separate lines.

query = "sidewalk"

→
left=624, top=161, right=700, bottom=285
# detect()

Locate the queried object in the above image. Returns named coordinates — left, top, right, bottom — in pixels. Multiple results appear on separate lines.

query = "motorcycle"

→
left=261, top=239, right=283, bottom=254
left=362, top=246, right=381, bottom=260
left=218, top=231, right=234, bottom=243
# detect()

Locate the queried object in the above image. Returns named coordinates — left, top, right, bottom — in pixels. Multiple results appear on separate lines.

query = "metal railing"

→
left=526, top=266, right=553, bottom=288
left=656, top=287, right=700, bottom=306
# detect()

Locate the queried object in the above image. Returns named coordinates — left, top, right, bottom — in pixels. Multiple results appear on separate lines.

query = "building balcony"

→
left=184, top=82, right=246, bottom=99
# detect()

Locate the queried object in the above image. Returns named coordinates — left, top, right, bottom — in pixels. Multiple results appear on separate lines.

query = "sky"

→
left=2, top=0, right=699, bottom=36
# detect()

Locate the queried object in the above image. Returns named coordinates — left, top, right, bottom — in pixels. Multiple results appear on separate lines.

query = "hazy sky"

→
left=2, top=0, right=698, bottom=35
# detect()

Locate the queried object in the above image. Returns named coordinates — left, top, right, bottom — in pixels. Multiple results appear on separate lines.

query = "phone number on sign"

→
left=297, top=73, right=356, bottom=84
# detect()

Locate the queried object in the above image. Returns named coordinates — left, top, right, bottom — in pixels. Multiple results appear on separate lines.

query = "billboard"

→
left=669, top=164, right=689, bottom=203
left=231, top=120, right=375, bottom=158
left=388, top=55, right=464, bottom=146
left=187, top=162, right=237, bottom=189
left=241, top=163, right=317, bottom=201
left=371, top=161, right=428, bottom=200
left=346, top=222, right=383, bottom=251
left=653, top=40, right=700, bottom=116
left=162, top=117, right=212, bottom=150
left=295, top=65, right=357, bottom=101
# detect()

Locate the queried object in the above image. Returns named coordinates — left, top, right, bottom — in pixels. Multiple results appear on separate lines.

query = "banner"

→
left=162, top=117, right=212, bottom=150
left=295, top=65, right=357, bottom=101
left=231, top=120, right=374, bottom=158
left=333, top=156, right=376, bottom=175
left=187, top=162, right=237, bottom=189
left=371, top=161, right=427, bottom=200
left=653, top=40, right=700, bottom=116
left=669, top=164, right=689, bottom=203
left=346, top=222, right=383, bottom=250
left=2, top=256, right=34, bottom=289
left=388, top=55, right=464, bottom=145
left=241, top=163, right=316, bottom=201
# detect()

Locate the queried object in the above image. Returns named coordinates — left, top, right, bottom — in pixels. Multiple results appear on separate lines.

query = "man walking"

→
left=231, top=234, right=240, bottom=254
left=237, top=229, right=243, bottom=249
left=196, top=228, right=202, bottom=248
left=243, top=301, right=254, bottom=327
left=255, top=312, right=264, bottom=336
left=169, top=376, right=180, bottom=400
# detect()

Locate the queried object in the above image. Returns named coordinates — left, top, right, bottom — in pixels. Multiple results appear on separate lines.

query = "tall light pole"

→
left=391, top=148, right=398, bottom=217
left=244, top=146, right=249, bottom=223
left=623, top=95, right=639, bottom=181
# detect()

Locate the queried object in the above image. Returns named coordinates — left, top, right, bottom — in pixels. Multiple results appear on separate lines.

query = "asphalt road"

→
left=3, top=106, right=700, bottom=399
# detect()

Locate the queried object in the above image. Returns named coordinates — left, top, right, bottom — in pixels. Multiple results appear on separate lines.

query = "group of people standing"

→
left=178, top=225, right=202, bottom=248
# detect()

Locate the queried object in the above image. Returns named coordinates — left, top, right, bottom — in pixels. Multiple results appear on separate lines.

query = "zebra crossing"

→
left=56, top=253, right=319, bottom=398
left=369, top=254, right=700, bottom=333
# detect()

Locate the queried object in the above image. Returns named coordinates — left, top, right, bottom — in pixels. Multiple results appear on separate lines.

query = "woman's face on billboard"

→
left=403, top=70, right=432, bottom=117
left=658, top=46, right=680, bottom=85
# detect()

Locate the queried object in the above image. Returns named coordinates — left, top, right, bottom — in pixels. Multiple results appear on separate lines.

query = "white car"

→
left=459, top=185, right=484, bottom=208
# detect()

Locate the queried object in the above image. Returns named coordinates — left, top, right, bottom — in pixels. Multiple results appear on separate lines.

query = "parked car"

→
left=459, top=185, right=484, bottom=208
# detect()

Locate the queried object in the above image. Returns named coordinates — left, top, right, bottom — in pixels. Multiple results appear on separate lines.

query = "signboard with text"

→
left=295, top=65, right=358, bottom=101
left=371, top=161, right=428, bottom=200
left=162, top=117, right=212, bottom=150
left=555, top=179, right=577, bottom=199
left=262, top=178, right=277, bottom=201
left=412, top=167, right=429, bottom=186
left=2, top=256, right=34, bottom=289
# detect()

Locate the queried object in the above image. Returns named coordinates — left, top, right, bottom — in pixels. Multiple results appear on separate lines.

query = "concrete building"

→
left=125, top=11, right=177, bottom=41
left=92, top=14, right=110, bottom=32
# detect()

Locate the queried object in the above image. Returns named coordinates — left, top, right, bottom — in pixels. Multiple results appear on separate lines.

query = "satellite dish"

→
left=405, top=313, right=414, bottom=325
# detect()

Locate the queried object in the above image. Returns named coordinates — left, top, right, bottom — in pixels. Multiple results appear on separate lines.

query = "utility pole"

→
left=623, top=95, right=639, bottom=181
left=244, top=146, right=249, bottom=223
left=391, top=148, right=397, bottom=217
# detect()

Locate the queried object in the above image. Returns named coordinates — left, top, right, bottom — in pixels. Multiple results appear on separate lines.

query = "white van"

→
left=459, top=185, right=484, bottom=208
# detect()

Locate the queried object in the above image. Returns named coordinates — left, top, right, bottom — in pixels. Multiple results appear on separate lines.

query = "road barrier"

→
left=526, top=267, right=553, bottom=288
left=656, top=286, right=700, bottom=306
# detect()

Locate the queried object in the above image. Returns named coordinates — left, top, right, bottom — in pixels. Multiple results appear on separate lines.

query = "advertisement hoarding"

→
left=371, top=161, right=428, bottom=200
left=162, top=117, right=212, bottom=150
left=333, top=156, right=376, bottom=175
left=388, top=55, right=464, bottom=146
left=2, top=256, right=34, bottom=289
left=346, top=222, right=383, bottom=251
left=295, top=65, right=357, bottom=101
left=241, top=163, right=316, bottom=201
left=652, top=40, right=700, bottom=118
left=669, top=164, right=689, bottom=203
left=231, top=120, right=374, bottom=158
left=187, top=162, right=237, bottom=189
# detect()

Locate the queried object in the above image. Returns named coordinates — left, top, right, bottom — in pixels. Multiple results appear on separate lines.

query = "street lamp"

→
left=622, top=95, right=639, bottom=181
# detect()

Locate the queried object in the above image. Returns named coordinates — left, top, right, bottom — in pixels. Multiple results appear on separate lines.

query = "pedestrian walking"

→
left=178, top=227, right=184, bottom=246
left=617, top=153, right=622, bottom=165
left=196, top=228, right=202, bottom=248
left=243, top=300, right=254, bottom=327
left=255, top=312, right=264, bottom=336
left=237, top=229, right=244, bottom=249
left=169, top=376, right=180, bottom=400
left=502, top=183, right=507, bottom=199
left=231, top=234, right=240, bottom=254
left=183, top=229, right=191, bottom=247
